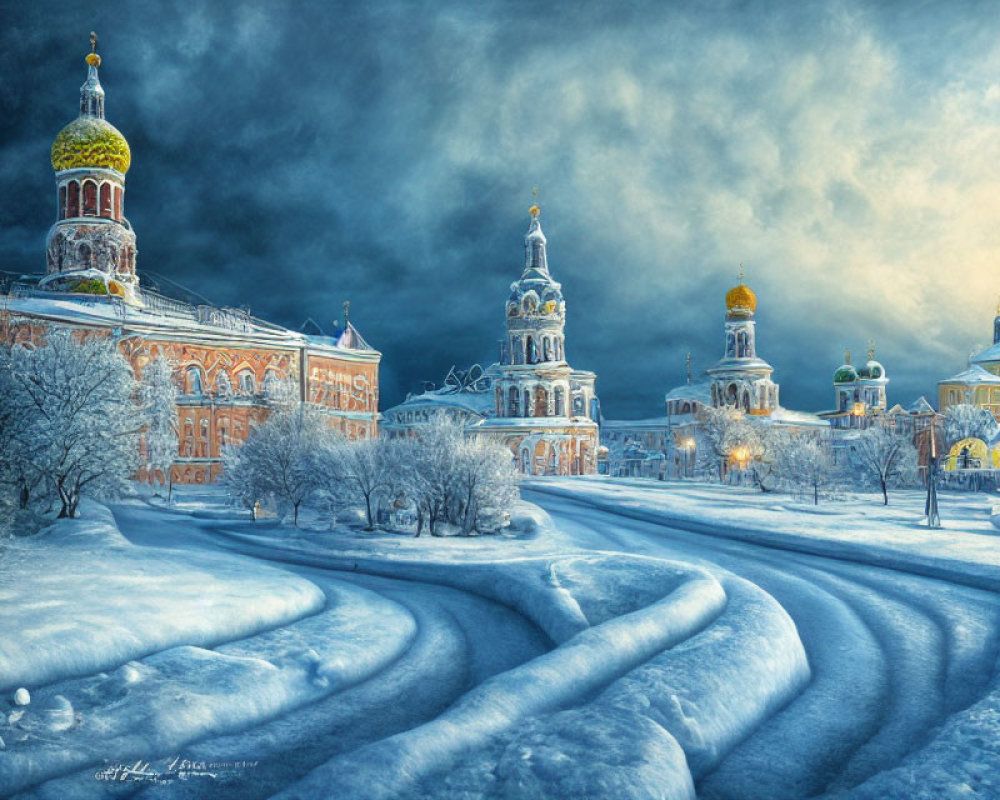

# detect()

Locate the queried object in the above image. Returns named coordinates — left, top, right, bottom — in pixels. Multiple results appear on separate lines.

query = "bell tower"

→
left=45, top=33, right=137, bottom=298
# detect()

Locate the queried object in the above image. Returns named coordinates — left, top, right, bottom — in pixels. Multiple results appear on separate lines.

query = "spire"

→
left=523, top=195, right=548, bottom=274
left=738, top=263, right=744, bottom=284
left=80, top=32, right=105, bottom=119
left=844, top=348, right=851, bottom=364
left=867, top=339, right=876, bottom=361
left=686, top=352, right=692, bottom=384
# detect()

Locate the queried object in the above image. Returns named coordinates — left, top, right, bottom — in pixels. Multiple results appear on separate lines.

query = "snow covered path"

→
left=9, top=481, right=1000, bottom=799
left=523, top=485, right=1000, bottom=799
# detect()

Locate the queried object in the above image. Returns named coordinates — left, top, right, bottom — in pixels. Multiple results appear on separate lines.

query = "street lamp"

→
left=682, top=437, right=695, bottom=478
left=926, top=415, right=941, bottom=528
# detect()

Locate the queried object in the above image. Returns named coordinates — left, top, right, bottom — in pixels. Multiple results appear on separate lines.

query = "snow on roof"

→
left=907, top=396, right=936, bottom=414
left=938, top=364, right=1000, bottom=385
left=971, top=342, right=1000, bottom=365
left=4, top=293, right=378, bottom=356
left=768, top=406, right=828, bottom=427
left=664, top=380, right=712, bottom=404
left=385, top=387, right=494, bottom=417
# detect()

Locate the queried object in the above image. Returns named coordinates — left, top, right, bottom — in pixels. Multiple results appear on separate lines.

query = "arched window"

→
left=534, top=386, right=548, bottom=417
left=527, top=337, right=539, bottom=364
left=58, top=185, right=67, bottom=219
left=82, top=180, right=97, bottom=215
left=547, top=448, right=558, bottom=475
left=509, top=386, right=520, bottom=416
left=543, top=337, right=552, bottom=362
left=237, top=369, right=256, bottom=395
left=114, top=186, right=122, bottom=220
left=77, top=242, right=92, bottom=268
left=99, top=183, right=112, bottom=218
left=554, top=386, right=565, bottom=416
left=727, top=333, right=736, bottom=357
left=737, top=331, right=749, bottom=357
left=199, top=418, right=209, bottom=458
left=185, top=366, right=204, bottom=396
left=67, top=181, right=80, bottom=217
left=521, top=448, right=531, bottom=474
left=512, top=336, right=523, bottom=365
left=524, top=388, right=532, bottom=417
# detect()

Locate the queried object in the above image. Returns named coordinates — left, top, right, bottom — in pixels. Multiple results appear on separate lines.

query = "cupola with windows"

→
left=44, top=33, right=139, bottom=298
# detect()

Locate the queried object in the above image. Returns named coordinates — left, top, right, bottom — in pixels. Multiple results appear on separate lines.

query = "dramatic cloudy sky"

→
left=2, top=0, right=999, bottom=417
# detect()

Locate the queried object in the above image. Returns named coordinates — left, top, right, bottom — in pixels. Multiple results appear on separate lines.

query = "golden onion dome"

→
left=51, top=117, right=131, bottom=174
left=725, top=282, right=757, bottom=314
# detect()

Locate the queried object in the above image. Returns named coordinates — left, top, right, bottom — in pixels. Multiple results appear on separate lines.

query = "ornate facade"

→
left=381, top=364, right=496, bottom=438
left=1, top=37, right=380, bottom=484
left=473, top=206, right=599, bottom=475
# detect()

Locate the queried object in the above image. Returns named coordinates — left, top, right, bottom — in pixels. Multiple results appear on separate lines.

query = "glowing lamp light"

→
left=852, top=403, right=866, bottom=417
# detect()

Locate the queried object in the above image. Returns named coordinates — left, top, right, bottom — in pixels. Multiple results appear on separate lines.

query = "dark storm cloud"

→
left=3, top=0, right=1000, bottom=417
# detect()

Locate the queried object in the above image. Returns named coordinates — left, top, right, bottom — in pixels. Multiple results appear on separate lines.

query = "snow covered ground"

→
left=2, top=478, right=1000, bottom=798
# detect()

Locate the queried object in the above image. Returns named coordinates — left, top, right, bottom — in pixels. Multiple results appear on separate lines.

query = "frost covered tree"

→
left=400, top=414, right=464, bottom=535
left=744, top=426, right=790, bottom=493
left=7, top=329, right=144, bottom=518
left=943, top=403, right=997, bottom=446
left=850, top=420, right=919, bottom=505
left=337, top=436, right=396, bottom=531
left=782, top=436, right=835, bottom=505
left=221, top=443, right=269, bottom=521
left=137, top=353, right=179, bottom=500
left=454, top=435, right=519, bottom=534
left=388, top=415, right=519, bottom=536
left=695, top=406, right=747, bottom=481
left=226, top=407, right=326, bottom=526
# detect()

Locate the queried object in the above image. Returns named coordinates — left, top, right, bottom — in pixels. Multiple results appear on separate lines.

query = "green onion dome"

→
left=834, top=364, right=858, bottom=383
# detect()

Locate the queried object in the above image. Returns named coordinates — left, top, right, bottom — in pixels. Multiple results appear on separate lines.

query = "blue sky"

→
left=1, top=0, right=999, bottom=417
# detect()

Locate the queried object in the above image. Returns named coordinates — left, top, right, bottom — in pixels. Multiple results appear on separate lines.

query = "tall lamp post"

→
left=925, top=414, right=941, bottom=528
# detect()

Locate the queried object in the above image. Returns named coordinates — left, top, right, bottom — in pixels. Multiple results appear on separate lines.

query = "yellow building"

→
left=938, top=365, right=1000, bottom=421
left=939, top=305, right=1000, bottom=420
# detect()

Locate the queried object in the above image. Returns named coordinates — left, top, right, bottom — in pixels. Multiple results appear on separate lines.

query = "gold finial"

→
left=738, top=263, right=744, bottom=284
left=529, top=187, right=540, bottom=219
left=867, top=339, right=876, bottom=361
left=86, top=31, right=101, bottom=67
left=845, top=348, right=851, bottom=364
